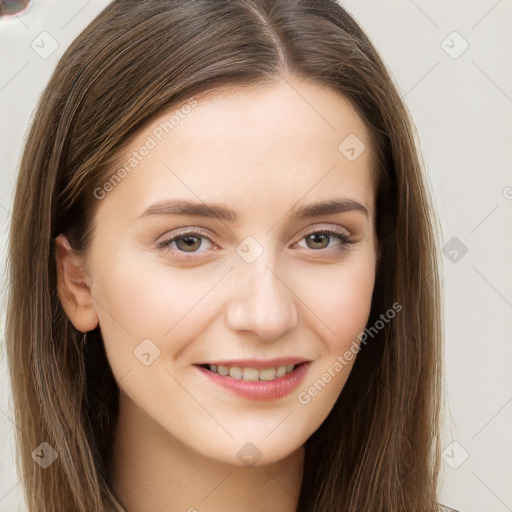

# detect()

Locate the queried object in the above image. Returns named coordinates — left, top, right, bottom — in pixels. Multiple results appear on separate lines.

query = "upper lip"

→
left=195, top=357, right=311, bottom=369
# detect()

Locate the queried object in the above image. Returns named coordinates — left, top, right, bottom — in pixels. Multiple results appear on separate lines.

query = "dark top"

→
left=440, top=505, right=460, bottom=512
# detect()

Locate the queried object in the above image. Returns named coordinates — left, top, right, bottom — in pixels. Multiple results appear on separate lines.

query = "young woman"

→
left=5, top=1, right=456, bottom=511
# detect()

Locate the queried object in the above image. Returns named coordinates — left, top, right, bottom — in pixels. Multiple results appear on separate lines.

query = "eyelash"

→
left=155, top=227, right=353, bottom=260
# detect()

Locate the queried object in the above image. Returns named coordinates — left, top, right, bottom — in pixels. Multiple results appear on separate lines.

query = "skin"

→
left=55, top=75, right=377, bottom=512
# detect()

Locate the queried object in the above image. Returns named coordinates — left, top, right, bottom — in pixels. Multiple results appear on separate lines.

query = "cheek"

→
left=90, top=250, right=228, bottom=366
left=333, top=269, right=375, bottom=342
left=293, top=257, right=375, bottom=420
left=302, top=255, right=376, bottom=351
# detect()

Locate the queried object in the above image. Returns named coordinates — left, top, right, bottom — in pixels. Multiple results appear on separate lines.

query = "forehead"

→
left=94, top=77, right=374, bottom=225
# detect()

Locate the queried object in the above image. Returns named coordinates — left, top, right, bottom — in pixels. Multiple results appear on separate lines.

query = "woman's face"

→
left=75, top=76, right=377, bottom=466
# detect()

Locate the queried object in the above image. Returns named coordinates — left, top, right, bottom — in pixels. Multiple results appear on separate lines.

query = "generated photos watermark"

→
left=297, top=301, right=402, bottom=405
left=93, top=97, right=198, bottom=200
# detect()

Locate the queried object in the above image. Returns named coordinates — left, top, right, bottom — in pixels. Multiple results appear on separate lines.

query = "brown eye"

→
left=175, top=235, right=203, bottom=252
left=156, top=230, right=216, bottom=258
left=305, top=233, right=331, bottom=250
left=298, top=229, right=351, bottom=251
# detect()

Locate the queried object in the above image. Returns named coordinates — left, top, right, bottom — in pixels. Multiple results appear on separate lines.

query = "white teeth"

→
left=217, top=365, right=229, bottom=376
left=242, top=368, right=260, bottom=381
left=276, top=366, right=287, bottom=378
left=259, top=367, right=276, bottom=381
left=206, top=363, right=297, bottom=381
left=229, top=366, right=243, bottom=379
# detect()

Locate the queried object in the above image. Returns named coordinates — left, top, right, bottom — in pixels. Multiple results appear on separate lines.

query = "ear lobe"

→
left=54, top=233, right=99, bottom=333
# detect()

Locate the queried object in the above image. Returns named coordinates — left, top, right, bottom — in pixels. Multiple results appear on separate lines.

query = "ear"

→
left=54, top=233, right=99, bottom=333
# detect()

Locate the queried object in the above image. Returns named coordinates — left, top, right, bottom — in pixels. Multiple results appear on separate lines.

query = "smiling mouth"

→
left=197, top=362, right=308, bottom=382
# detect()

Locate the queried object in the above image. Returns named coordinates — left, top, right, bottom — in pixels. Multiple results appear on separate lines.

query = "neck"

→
left=106, top=391, right=305, bottom=512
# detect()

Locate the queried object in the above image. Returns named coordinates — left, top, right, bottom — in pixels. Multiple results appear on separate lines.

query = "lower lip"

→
left=196, top=362, right=311, bottom=401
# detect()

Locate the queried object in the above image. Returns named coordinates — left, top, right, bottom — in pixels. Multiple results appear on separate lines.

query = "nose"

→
left=225, top=258, right=299, bottom=341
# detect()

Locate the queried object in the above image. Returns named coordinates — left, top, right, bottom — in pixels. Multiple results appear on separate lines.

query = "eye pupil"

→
left=176, top=235, right=201, bottom=252
left=306, top=233, right=329, bottom=249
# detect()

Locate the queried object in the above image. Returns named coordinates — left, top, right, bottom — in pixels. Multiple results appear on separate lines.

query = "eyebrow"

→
left=136, top=197, right=369, bottom=222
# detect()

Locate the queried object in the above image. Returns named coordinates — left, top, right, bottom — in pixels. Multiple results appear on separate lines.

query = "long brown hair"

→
left=5, top=1, right=443, bottom=510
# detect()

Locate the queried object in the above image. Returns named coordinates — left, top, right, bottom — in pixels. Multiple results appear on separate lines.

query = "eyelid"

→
left=293, top=226, right=353, bottom=250
left=300, top=225, right=351, bottom=239
left=155, top=225, right=353, bottom=259
left=155, top=227, right=216, bottom=251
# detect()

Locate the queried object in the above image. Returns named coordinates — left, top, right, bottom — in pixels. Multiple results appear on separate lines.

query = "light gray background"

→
left=1, top=1, right=511, bottom=511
